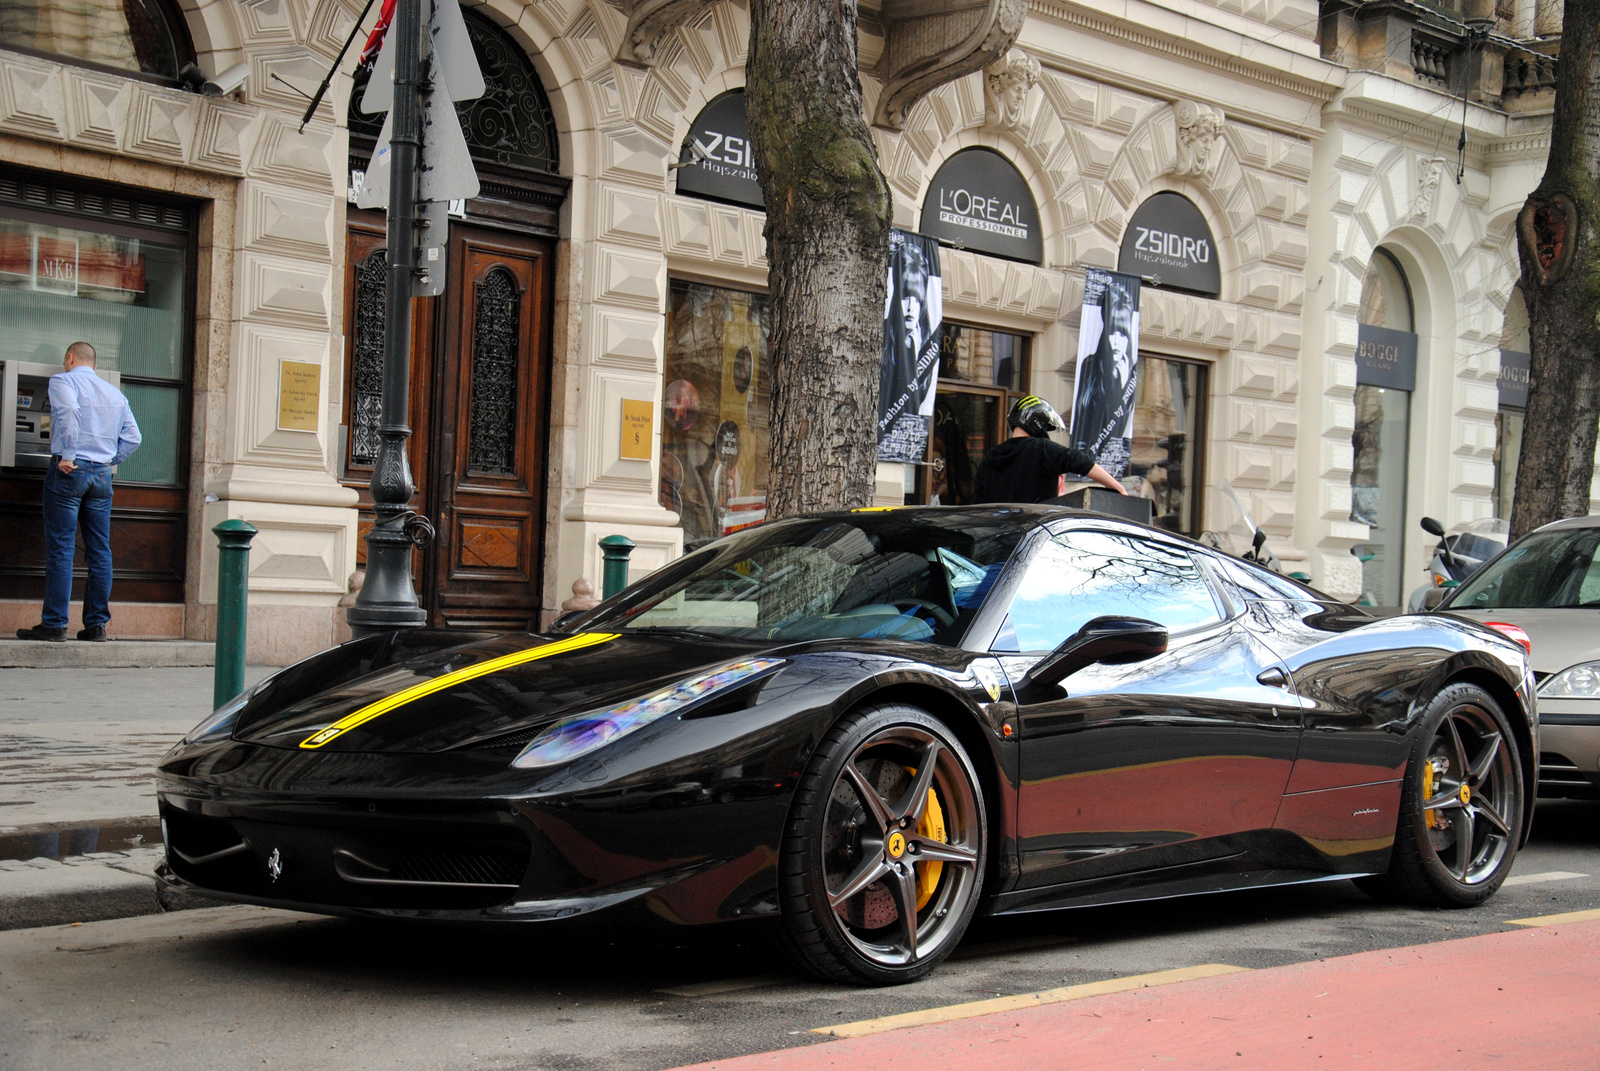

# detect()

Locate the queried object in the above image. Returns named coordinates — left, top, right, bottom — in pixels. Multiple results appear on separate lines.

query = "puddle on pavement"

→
left=0, top=818, right=162, bottom=862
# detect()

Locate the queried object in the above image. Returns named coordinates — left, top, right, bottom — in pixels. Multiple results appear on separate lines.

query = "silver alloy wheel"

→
left=820, top=725, right=981, bottom=967
left=1420, top=701, right=1517, bottom=884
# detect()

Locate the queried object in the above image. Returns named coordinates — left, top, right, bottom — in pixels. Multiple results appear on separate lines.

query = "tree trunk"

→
left=746, top=0, right=892, bottom=519
left=1511, top=0, right=1600, bottom=541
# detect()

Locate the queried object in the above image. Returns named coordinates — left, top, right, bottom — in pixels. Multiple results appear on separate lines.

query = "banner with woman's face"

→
left=1069, top=267, right=1141, bottom=479
left=877, top=229, right=944, bottom=463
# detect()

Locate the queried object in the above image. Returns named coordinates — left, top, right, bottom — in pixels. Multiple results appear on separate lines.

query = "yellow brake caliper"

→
left=1423, top=757, right=1437, bottom=829
left=916, top=786, right=946, bottom=910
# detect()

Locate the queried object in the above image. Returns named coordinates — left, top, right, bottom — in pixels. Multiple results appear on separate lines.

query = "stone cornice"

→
left=1028, top=0, right=1345, bottom=118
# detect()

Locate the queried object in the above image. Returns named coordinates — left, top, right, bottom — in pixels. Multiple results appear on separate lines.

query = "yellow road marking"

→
left=298, top=632, right=618, bottom=749
left=811, top=963, right=1248, bottom=1038
left=1503, top=907, right=1600, bottom=927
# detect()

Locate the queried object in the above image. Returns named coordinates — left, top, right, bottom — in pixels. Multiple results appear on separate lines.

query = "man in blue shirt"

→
left=16, top=342, right=141, bottom=642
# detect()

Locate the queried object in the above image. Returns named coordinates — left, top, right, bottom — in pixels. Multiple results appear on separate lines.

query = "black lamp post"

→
left=348, top=0, right=432, bottom=634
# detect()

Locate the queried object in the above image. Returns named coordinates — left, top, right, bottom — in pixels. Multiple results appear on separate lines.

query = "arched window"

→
left=1495, top=287, right=1530, bottom=518
left=1351, top=247, right=1419, bottom=608
left=0, top=0, right=189, bottom=80
left=348, top=7, right=558, bottom=176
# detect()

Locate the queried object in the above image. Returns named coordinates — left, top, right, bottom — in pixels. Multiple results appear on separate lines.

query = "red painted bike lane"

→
left=673, top=919, right=1600, bottom=1070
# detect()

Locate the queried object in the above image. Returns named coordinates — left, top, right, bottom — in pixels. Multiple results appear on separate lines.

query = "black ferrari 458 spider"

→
left=158, top=506, right=1537, bottom=984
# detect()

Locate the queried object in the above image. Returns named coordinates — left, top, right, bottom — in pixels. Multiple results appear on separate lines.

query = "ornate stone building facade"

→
left=0, top=0, right=1563, bottom=660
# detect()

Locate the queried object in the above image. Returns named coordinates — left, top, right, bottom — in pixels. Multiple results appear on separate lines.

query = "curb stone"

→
left=0, top=847, right=224, bottom=930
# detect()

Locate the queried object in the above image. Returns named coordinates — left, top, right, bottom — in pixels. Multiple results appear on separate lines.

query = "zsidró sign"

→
left=1118, top=192, right=1222, bottom=297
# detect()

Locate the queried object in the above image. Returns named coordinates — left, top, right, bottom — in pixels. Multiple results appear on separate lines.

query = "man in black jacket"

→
left=973, top=396, right=1126, bottom=504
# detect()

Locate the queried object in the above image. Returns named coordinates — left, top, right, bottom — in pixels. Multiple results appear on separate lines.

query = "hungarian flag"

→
left=359, top=0, right=396, bottom=64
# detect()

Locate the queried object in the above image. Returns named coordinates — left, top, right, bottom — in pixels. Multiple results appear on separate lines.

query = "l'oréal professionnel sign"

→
left=676, top=91, right=764, bottom=210
left=918, top=148, right=1043, bottom=265
left=1118, top=192, right=1222, bottom=297
left=1355, top=324, right=1419, bottom=391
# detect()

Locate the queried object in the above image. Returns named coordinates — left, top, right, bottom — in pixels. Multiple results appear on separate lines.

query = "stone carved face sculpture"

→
left=984, top=50, right=1042, bottom=130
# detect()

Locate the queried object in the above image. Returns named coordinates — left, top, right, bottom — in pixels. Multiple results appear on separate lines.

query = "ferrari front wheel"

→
left=1360, top=682, right=1524, bottom=907
left=779, top=703, right=987, bottom=985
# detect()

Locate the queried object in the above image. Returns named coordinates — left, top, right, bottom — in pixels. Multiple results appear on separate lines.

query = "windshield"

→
left=579, top=513, right=1026, bottom=645
left=1448, top=526, right=1600, bottom=609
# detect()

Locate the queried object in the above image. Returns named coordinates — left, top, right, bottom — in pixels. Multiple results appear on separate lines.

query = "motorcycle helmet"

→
left=1007, top=395, right=1066, bottom=439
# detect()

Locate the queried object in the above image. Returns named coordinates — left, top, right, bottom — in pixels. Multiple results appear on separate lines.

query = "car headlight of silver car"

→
left=511, top=657, right=785, bottom=770
left=1538, top=660, right=1600, bottom=699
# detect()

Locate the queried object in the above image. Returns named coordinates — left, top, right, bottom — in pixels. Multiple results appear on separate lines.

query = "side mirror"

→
left=1421, top=587, right=1449, bottom=610
left=1024, top=616, right=1169, bottom=689
left=1421, top=516, right=1445, bottom=538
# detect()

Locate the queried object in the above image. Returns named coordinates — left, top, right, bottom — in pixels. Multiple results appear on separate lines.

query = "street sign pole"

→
left=348, top=0, right=430, bottom=634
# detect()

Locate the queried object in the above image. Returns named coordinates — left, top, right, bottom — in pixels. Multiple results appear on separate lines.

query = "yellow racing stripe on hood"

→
left=299, top=632, right=618, bottom=749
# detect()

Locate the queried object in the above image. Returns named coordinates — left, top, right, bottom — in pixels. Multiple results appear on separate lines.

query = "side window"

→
left=998, top=530, right=1222, bottom=653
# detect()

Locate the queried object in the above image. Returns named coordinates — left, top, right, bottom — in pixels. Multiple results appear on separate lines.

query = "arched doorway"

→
left=1350, top=248, right=1418, bottom=608
left=340, top=7, right=567, bottom=629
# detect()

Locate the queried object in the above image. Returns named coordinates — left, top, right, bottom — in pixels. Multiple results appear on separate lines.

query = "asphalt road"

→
left=2, top=800, right=1596, bottom=1071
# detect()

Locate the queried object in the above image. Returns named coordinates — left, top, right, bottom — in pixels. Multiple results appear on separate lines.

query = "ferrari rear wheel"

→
left=779, top=703, right=987, bottom=985
left=1360, top=682, right=1523, bottom=907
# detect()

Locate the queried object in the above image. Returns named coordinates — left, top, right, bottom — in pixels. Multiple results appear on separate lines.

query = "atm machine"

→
left=1, top=360, right=122, bottom=470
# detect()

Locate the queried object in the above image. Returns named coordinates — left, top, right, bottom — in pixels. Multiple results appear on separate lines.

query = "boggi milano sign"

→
left=1118, top=192, right=1222, bottom=297
left=918, top=148, right=1043, bottom=265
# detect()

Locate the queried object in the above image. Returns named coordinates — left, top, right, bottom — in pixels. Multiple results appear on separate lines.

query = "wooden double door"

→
left=341, top=215, right=554, bottom=630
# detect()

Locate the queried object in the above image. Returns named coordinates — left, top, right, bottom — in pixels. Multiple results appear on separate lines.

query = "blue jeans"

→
left=42, top=462, right=114, bottom=630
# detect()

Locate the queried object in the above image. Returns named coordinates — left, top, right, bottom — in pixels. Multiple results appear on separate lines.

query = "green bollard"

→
left=599, top=535, right=636, bottom=600
left=213, top=519, right=258, bottom=709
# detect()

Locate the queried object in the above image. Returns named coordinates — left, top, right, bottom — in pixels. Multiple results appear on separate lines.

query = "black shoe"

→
left=16, top=625, right=66, bottom=642
left=77, top=625, right=107, bottom=642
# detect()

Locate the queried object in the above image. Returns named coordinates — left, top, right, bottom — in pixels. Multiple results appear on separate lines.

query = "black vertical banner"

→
left=877, top=229, right=944, bottom=462
left=1069, top=268, right=1141, bottom=479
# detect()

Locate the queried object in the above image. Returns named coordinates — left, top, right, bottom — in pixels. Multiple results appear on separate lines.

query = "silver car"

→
left=1438, top=514, right=1600, bottom=799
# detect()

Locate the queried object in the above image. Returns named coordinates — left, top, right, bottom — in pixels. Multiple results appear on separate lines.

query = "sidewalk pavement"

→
left=0, top=665, right=275, bottom=929
left=670, top=916, right=1600, bottom=1071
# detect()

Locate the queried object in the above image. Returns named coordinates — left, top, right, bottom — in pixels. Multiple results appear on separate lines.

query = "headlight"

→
left=182, top=673, right=278, bottom=744
left=1538, top=661, right=1600, bottom=698
left=511, top=657, right=784, bottom=770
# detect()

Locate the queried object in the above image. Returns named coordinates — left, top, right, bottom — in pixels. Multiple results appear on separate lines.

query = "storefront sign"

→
left=1498, top=349, right=1530, bottom=409
left=1355, top=324, right=1418, bottom=391
left=620, top=398, right=654, bottom=460
left=877, top=229, right=944, bottom=462
left=676, top=92, right=765, bottom=210
left=918, top=149, right=1042, bottom=265
left=1069, top=268, right=1142, bottom=479
left=276, top=360, right=321, bottom=432
left=1118, top=192, right=1221, bottom=297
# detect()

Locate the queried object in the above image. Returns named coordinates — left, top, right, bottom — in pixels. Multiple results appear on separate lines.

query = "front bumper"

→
left=1536, top=700, right=1600, bottom=798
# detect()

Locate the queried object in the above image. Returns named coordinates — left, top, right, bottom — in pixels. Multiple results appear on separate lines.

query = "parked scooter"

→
left=1406, top=516, right=1508, bottom=612
left=1200, top=482, right=1287, bottom=574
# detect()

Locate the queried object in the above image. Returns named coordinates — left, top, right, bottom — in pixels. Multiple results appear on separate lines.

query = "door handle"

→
left=1256, top=667, right=1288, bottom=688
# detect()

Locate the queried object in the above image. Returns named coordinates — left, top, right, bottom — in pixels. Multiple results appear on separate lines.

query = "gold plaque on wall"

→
left=620, top=398, right=654, bottom=460
left=277, top=360, right=321, bottom=432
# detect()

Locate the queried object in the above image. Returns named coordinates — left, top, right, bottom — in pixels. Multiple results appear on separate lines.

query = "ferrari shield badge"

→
left=970, top=659, right=1003, bottom=702
left=266, top=848, right=283, bottom=882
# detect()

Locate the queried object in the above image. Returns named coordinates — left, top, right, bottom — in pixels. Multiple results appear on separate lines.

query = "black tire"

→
left=778, top=703, right=987, bottom=985
left=1357, top=682, right=1523, bottom=907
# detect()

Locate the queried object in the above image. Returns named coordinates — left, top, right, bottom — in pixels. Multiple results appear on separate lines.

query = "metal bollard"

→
left=599, top=535, right=636, bottom=600
left=213, top=519, right=258, bottom=709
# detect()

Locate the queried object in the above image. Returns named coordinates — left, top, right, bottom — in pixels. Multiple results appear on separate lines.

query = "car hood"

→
left=1445, top=608, right=1600, bottom=676
left=231, top=631, right=766, bottom=754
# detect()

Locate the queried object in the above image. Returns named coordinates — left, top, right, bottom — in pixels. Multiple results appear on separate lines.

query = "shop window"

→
left=0, top=212, right=187, bottom=485
left=922, top=323, right=1030, bottom=505
left=1494, top=287, right=1529, bottom=520
left=663, top=280, right=771, bottom=550
left=1129, top=355, right=1207, bottom=536
left=1351, top=248, right=1416, bottom=608
left=1, top=0, right=189, bottom=80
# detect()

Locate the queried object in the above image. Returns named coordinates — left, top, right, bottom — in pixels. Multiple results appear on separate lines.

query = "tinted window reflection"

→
left=1000, top=531, right=1221, bottom=652
left=1450, top=527, right=1600, bottom=609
